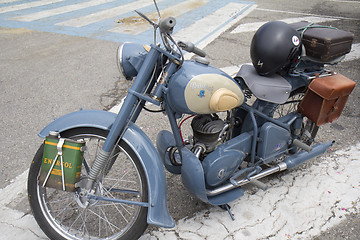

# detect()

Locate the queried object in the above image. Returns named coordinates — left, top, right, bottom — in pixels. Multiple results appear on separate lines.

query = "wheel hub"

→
left=74, top=177, right=103, bottom=208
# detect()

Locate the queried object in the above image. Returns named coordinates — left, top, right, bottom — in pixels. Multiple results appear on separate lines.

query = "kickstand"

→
left=219, top=204, right=235, bottom=221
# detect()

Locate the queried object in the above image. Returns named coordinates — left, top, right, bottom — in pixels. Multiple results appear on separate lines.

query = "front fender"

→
left=39, top=110, right=175, bottom=228
left=38, top=110, right=116, bottom=138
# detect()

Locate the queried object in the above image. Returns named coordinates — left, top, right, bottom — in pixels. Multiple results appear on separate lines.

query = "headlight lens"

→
left=116, top=42, right=150, bottom=81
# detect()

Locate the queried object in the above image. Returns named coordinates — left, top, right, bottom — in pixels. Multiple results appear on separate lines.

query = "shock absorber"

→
left=85, top=150, right=110, bottom=190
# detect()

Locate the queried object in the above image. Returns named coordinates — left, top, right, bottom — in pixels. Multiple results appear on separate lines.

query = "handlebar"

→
left=134, top=10, right=206, bottom=60
left=159, top=17, right=206, bottom=58
left=178, top=41, right=206, bottom=58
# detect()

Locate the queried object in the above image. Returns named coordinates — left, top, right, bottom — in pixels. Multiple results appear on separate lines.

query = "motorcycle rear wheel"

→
left=273, top=89, right=318, bottom=145
left=28, top=127, right=148, bottom=240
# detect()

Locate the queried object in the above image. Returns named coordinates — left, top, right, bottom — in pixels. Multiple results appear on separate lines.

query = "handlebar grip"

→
left=159, top=17, right=176, bottom=34
left=178, top=41, right=206, bottom=57
left=191, top=45, right=206, bottom=58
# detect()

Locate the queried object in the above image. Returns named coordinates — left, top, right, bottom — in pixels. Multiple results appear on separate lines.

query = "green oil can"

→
left=39, top=133, right=85, bottom=192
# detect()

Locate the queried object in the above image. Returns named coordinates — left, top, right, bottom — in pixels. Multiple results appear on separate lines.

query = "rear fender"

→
left=38, top=110, right=175, bottom=228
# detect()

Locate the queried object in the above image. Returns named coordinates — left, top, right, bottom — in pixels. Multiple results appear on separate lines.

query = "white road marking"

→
left=220, top=65, right=244, bottom=77
left=173, top=3, right=256, bottom=50
left=0, top=0, right=23, bottom=4
left=256, top=7, right=360, bottom=21
left=0, top=206, right=47, bottom=239
left=109, top=98, right=124, bottom=114
left=56, top=0, right=165, bottom=28
left=329, top=0, right=360, bottom=3
left=11, top=0, right=118, bottom=22
left=344, top=43, right=360, bottom=62
left=109, top=0, right=209, bottom=35
left=231, top=16, right=338, bottom=34
left=0, top=169, right=46, bottom=238
left=0, top=0, right=64, bottom=14
left=0, top=169, right=28, bottom=206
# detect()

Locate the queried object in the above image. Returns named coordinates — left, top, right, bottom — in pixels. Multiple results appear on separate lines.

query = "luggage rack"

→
left=292, top=68, right=336, bottom=80
left=288, top=50, right=346, bottom=81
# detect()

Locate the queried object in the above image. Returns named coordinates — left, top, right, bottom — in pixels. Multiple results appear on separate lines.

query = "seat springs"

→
left=244, top=89, right=253, bottom=99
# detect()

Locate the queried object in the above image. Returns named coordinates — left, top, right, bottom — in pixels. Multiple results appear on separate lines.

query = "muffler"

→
left=284, top=141, right=334, bottom=169
left=207, top=141, right=334, bottom=196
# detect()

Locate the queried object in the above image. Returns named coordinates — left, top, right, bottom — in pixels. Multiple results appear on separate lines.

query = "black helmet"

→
left=250, top=21, right=302, bottom=76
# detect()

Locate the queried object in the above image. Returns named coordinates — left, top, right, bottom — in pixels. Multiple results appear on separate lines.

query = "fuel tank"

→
left=166, top=60, right=245, bottom=114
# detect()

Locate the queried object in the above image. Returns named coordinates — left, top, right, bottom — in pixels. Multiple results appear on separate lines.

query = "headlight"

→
left=116, top=42, right=150, bottom=81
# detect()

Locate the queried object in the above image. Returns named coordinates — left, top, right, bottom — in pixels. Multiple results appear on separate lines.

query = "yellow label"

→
left=43, top=158, right=73, bottom=169
left=50, top=169, right=62, bottom=176
left=45, top=141, right=82, bottom=150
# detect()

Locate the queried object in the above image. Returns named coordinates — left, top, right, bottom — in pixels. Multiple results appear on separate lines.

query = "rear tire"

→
left=273, top=89, right=318, bottom=145
left=28, top=128, right=148, bottom=240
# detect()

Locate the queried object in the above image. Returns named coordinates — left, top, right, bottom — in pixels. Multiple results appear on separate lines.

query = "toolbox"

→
left=298, top=73, right=356, bottom=126
left=38, top=135, right=85, bottom=192
left=290, top=21, right=354, bottom=62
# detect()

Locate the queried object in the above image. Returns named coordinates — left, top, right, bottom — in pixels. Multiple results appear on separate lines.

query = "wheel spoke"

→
left=88, top=207, right=121, bottom=231
left=103, top=187, right=132, bottom=220
left=68, top=207, right=85, bottom=231
left=52, top=199, right=77, bottom=219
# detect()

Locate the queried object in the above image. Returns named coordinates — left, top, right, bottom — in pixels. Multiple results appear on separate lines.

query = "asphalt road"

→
left=0, top=0, right=359, bottom=239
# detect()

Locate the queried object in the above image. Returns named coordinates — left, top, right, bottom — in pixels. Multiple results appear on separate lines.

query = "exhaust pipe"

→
left=285, top=141, right=334, bottom=169
left=206, top=141, right=334, bottom=196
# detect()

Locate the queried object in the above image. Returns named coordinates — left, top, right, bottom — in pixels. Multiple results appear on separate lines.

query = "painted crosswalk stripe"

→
left=173, top=2, right=256, bottom=50
left=256, top=7, right=360, bottom=21
left=231, top=16, right=339, bottom=34
left=0, top=0, right=23, bottom=4
left=0, top=0, right=254, bottom=44
left=344, top=43, right=360, bottom=62
left=57, top=0, right=166, bottom=28
left=11, top=0, right=119, bottom=22
left=109, top=0, right=210, bottom=35
left=0, top=0, right=64, bottom=14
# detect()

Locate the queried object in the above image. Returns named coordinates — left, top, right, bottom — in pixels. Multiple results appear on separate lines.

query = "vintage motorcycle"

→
left=27, top=2, right=355, bottom=240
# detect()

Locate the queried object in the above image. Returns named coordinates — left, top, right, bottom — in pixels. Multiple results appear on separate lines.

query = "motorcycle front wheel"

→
left=28, top=127, right=148, bottom=240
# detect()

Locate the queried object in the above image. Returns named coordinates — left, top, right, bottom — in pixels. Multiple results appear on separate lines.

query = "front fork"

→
left=85, top=47, right=161, bottom=190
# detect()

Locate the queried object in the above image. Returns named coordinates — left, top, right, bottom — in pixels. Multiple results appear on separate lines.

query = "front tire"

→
left=28, top=128, right=148, bottom=240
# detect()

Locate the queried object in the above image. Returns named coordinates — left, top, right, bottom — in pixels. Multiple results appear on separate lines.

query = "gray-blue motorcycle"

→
left=27, top=2, right=355, bottom=239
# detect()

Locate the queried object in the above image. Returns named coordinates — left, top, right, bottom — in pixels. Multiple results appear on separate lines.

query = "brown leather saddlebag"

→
left=290, top=21, right=354, bottom=62
left=298, top=73, right=355, bottom=126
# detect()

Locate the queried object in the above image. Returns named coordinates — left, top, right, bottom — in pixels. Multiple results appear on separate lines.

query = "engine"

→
left=157, top=112, right=294, bottom=187
left=190, top=114, right=249, bottom=187
left=190, top=114, right=225, bottom=157
left=156, top=113, right=249, bottom=187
